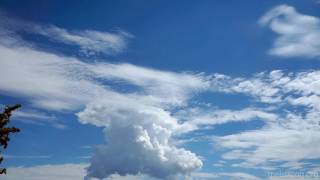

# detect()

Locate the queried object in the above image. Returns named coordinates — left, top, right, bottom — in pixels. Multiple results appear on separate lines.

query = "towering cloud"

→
left=78, top=96, right=202, bottom=179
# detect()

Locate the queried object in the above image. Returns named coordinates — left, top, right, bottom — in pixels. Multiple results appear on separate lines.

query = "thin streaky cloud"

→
left=4, top=155, right=51, bottom=159
left=0, top=11, right=131, bottom=56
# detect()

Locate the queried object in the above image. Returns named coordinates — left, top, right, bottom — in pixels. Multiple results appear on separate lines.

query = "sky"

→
left=0, top=0, right=320, bottom=179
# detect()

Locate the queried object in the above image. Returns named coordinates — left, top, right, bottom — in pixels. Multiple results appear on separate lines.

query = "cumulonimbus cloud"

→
left=78, top=97, right=203, bottom=179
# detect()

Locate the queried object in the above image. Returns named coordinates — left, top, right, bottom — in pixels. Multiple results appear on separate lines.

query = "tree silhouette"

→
left=0, top=104, right=21, bottom=174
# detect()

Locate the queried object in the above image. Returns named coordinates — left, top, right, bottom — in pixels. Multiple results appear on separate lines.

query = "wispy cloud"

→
left=215, top=127, right=320, bottom=166
left=176, top=107, right=277, bottom=132
left=0, top=11, right=130, bottom=56
left=191, top=172, right=261, bottom=180
left=218, top=172, right=261, bottom=180
left=31, top=25, right=130, bottom=56
left=4, top=155, right=51, bottom=159
left=259, top=4, right=320, bottom=59
left=13, top=109, right=67, bottom=129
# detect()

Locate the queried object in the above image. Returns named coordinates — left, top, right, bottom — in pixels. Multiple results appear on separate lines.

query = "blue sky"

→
left=0, top=0, right=320, bottom=179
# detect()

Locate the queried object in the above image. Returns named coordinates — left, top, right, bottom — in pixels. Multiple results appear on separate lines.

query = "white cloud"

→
left=78, top=96, right=202, bottom=180
left=0, top=44, right=105, bottom=110
left=260, top=4, right=320, bottom=58
left=210, top=70, right=320, bottom=107
left=89, top=63, right=210, bottom=106
left=4, top=155, right=51, bottom=159
left=215, top=127, right=320, bottom=165
left=13, top=110, right=55, bottom=121
left=13, top=109, right=66, bottom=128
left=0, top=39, right=208, bottom=111
left=190, top=172, right=219, bottom=179
left=209, top=70, right=320, bottom=170
left=0, top=12, right=130, bottom=56
left=209, top=72, right=284, bottom=103
left=104, top=174, right=158, bottom=180
left=218, top=172, right=261, bottom=180
left=32, top=25, right=130, bottom=56
left=278, top=161, right=311, bottom=170
left=176, top=107, right=277, bottom=132
left=2, top=164, right=87, bottom=180
left=191, top=172, right=261, bottom=180
left=2, top=163, right=161, bottom=180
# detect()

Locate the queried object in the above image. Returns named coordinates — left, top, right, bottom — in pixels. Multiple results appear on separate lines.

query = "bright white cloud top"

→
left=0, top=3, right=320, bottom=180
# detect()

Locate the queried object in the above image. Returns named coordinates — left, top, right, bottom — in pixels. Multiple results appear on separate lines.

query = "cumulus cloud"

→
left=78, top=96, right=202, bottom=180
left=260, top=4, right=320, bottom=58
